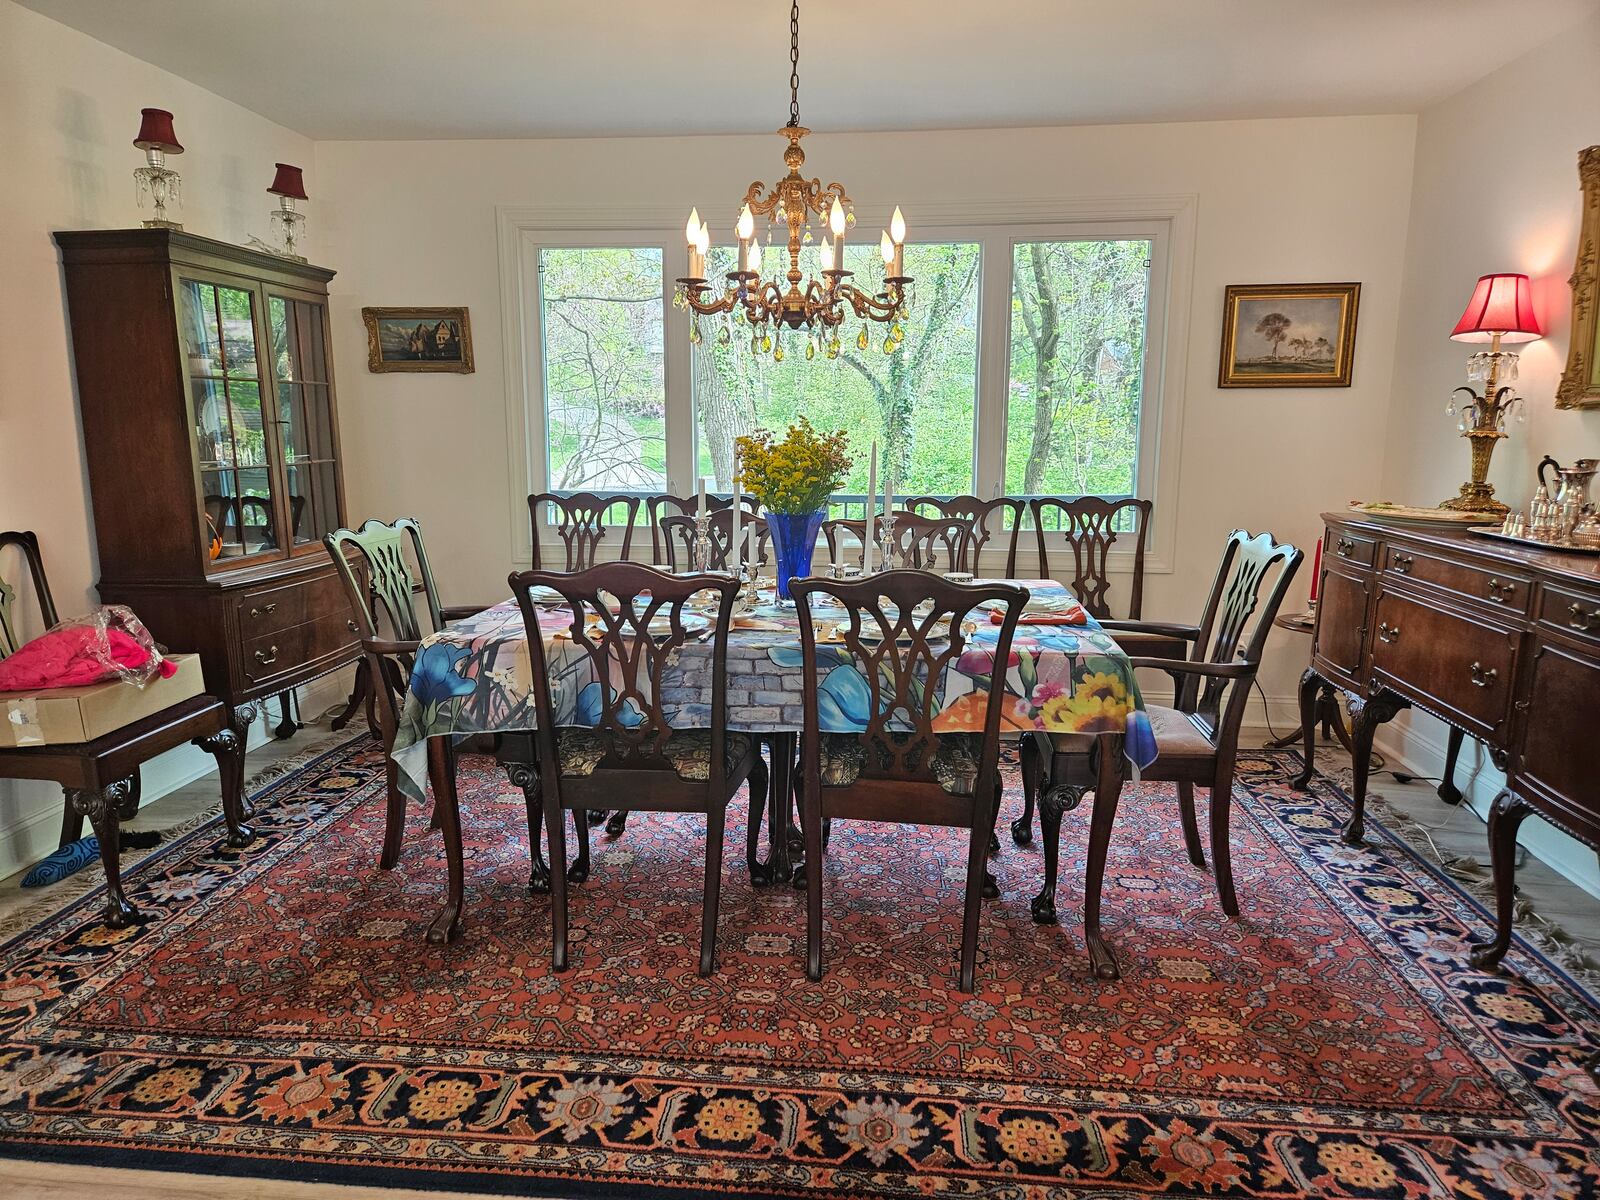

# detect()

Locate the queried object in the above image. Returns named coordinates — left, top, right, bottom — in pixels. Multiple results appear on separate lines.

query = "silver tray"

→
left=1467, top=527, right=1600, bottom=556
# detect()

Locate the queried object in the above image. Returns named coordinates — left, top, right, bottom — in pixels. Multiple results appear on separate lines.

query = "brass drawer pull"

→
left=1391, top=553, right=1413, bottom=574
left=1469, top=661, right=1497, bottom=688
left=1335, top=537, right=1356, bottom=558
left=249, top=602, right=278, bottom=618
left=254, top=645, right=279, bottom=666
left=1377, top=621, right=1400, bottom=643
left=1486, top=578, right=1515, bottom=603
left=1568, top=602, right=1600, bottom=631
left=347, top=619, right=359, bottom=633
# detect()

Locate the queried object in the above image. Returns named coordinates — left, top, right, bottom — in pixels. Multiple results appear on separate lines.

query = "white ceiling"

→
left=18, top=0, right=1595, bottom=141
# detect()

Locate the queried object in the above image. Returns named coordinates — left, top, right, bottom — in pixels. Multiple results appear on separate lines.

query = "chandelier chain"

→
left=788, top=0, right=801, bottom=128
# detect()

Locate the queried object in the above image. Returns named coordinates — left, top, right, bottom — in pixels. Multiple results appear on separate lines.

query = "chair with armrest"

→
left=792, top=570, right=1027, bottom=992
left=1028, top=530, right=1302, bottom=924
left=509, top=563, right=769, bottom=975
left=324, top=517, right=494, bottom=871
left=0, top=529, right=251, bottom=928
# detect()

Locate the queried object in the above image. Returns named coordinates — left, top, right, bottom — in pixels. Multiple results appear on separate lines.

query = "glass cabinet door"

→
left=180, top=277, right=281, bottom=566
left=268, top=293, right=342, bottom=547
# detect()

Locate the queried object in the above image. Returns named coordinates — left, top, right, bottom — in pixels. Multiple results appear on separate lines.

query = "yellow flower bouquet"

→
left=734, top=418, right=852, bottom=516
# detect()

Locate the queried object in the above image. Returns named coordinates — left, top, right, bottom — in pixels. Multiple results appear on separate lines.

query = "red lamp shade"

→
left=267, top=163, right=308, bottom=201
left=1450, top=273, right=1542, bottom=343
left=133, top=108, right=183, bottom=155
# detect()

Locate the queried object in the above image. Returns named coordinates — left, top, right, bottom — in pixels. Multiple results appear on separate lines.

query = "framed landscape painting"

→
left=363, top=306, right=474, bottom=373
left=1218, top=283, right=1360, bottom=388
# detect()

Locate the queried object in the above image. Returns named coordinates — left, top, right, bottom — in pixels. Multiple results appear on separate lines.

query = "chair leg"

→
left=508, top=763, right=551, bottom=895
left=700, top=803, right=726, bottom=976
left=195, top=719, right=253, bottom=848
left=58, top=792, right=85, bottom=847
left=69, top=783, right=139, bottom=928
left=803, top=784, right=825, bottom=982
left=1209, top=781, right=1239, bottom=918
left=959, top=788, right=993, bottom=992
left=379, top=758, right=406, bottom=870
left=545, top=791, right=569, bottom=972
left=569, top=808, right=591, bottom=883
left=1014, top=734, right=1039, bottom=845
left=746, top=752, right=771, bottom=886
left=1176, top=780, right=1206, bottom=869
left=604, top=809, right=630, bottom=838
left=426, top=737, right=465, bottom=944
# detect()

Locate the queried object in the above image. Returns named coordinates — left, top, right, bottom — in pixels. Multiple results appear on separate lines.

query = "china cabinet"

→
left=53, top=229, right=358, bottom=731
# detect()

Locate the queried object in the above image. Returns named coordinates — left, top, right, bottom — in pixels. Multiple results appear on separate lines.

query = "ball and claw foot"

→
left=527, top=856, right=552, bottom=895
left=1010, top=815, right=1033, bottom=846
left=981, top=869, right=999, bottom=900
left=1030, top=891, right=1058, bottom=925
left=604, top=811, right=628, bottom=838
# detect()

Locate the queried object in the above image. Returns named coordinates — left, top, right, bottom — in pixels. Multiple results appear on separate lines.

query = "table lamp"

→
left=133, top=108, right=183, bottom=230
left=1440, top=272, right=1542, bottom=515
left=268, top=163, right=309, bottom=261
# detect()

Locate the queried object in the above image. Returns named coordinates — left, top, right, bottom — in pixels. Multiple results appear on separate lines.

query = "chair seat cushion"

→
left=819, top=731, right=984, bottom=796
left=1048, top=704, right=1214, bottom=763
left=554, top=727, right=754, bottom=781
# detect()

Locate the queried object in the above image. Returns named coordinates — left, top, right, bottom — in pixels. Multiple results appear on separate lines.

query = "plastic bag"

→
left=0, top=605, right=178, bottom=692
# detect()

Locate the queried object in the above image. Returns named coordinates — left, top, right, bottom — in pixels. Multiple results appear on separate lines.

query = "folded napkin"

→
left=991, top=603, right=1089, bottom=626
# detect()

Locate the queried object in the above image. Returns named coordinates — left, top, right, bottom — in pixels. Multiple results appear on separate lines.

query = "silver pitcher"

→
left=1537, top=456, right=1598, bottom=515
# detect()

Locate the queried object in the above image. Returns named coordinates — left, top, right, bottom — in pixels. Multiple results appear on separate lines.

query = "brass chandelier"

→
left=674, top=0, right=912, bottom=361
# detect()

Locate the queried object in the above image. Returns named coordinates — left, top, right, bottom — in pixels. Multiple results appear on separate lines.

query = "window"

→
left=506, top=201, right=1189, bottom=568
left=692, top=242, right=980, bottom=508
left=1004, top=239, right=1150, bottom=500
left=538, top=247, right=667, bottom=493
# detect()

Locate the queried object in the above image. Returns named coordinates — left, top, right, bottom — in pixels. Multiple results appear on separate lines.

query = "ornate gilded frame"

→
left=1556, top=146, right=1600, bottom=410
left=1218, top=282, right=1360, bottom=388
left=363, top=306, right=474, bottom=374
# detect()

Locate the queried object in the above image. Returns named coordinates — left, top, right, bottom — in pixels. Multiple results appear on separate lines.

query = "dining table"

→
left=390, top=577, right=1159, bottom=977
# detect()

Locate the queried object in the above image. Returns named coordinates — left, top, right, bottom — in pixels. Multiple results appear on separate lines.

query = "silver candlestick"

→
left=876, top=512, right=899, bottom=571
left=693, top=512, right=713, bottom=572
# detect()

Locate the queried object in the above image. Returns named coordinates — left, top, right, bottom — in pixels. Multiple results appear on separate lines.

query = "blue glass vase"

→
left=766, top=509, right=826, bottom=605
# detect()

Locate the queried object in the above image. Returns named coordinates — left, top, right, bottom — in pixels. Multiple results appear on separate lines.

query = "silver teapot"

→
left=1537, top=456, right=1598, bottom=515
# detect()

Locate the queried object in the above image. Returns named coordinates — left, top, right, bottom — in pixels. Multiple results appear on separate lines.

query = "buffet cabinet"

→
left=1298, top=512, right=1600, bottom=968
left=54, top=229, right=358, bottom=733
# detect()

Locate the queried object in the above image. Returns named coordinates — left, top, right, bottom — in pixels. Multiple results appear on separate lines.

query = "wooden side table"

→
left=1268, top=613, right=1358, bottom=755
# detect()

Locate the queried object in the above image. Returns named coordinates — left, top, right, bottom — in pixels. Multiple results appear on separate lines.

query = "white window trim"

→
left=498, top=195, right=1195, bottom=573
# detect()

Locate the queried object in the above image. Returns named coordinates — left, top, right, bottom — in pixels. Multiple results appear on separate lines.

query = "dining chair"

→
left=325, top=517, right=493, bottom=870
left=660, top=510, right=770, bottom=573
left=510, top=563, right=769, bottom=975
left=903, top=495, right=1026, bottom=576
left=821, top=512, right=973, bottom=572
left=528, top=492, right=640, bottom=571
left=791, top=570, right=1026, bottom=992
left=645, top=492, right=755, bottom=566
left=1028, top=530, right=1302, bottom=922
left=1015, top=496, right=1187, bottom=844
left=0, top=529, right=250, bottom=928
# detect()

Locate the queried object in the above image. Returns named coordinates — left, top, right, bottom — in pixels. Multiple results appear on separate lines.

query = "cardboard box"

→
left=0, top=654, right=205, bottom=748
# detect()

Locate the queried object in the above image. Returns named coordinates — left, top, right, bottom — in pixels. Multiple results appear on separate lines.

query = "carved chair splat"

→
left=528, top=492, right=640, bottom=571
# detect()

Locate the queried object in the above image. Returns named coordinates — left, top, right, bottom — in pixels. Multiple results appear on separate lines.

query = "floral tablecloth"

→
left=390, top=580, right=1156, bottom=798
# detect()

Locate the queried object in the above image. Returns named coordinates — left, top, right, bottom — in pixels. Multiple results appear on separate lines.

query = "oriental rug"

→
left=0, top=737, right=1595, bottom=1198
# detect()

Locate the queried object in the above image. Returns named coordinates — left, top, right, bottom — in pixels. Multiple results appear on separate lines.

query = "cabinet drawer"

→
left=1382, top=545, right=1530, bottom=613
left=242, top=626, right=304, bottom=686
left=1327, top=529, right=1377, bottom=568
left=302, top=611, right=359, bottom=666
left=1311, top=566, right=1370, bottom=690
left=1370, top=589, right=1520, bottom=738
left=1536, top=583, right=1600, bottom=646
left=232, top=570, right=353, bottom=638
left=1514, top=639, right=1600, bottom=846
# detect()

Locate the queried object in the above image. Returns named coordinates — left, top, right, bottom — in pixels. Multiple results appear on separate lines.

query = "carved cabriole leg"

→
left=1291, top=667, right=1322, bottom=790
left=1342, top=691, right=1405, bottom=846
left=1469, top=790, right=1533, bottom=970
left=1438, top=725, right=1467, bottom=806
left=426, top=736, right=465, bottom=945
left=1083, top=737, right=1127, bottom=980
left=70, top=779, right=139, bottom=928
left=228, top=703, right=259, bottom=818
left=506, top=760, right=552, bottom=895
left=604, top=809, right=629, bottom=838
left=1029, top=782, right=1086, bottom=925
left=58, top=798, right=85, bottom=848
left=569, top=807, right=591, bottom=884
left=746, top=750, right=772, bottom=886
left=330, top=658, right=369, bottom=733
left=194, top=721, right=252, bottom=847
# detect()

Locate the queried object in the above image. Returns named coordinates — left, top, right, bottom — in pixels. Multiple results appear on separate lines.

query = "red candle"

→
left=1309, top=536, right=1323, bottom=603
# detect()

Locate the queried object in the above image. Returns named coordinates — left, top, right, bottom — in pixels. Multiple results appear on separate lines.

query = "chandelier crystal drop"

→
left=674, top=0, right=912, bottom=357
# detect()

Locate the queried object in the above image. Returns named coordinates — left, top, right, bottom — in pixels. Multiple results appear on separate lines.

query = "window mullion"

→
left=973, top=229, right=1011, bottom=499
left=661, top=246, right=694, bottom=494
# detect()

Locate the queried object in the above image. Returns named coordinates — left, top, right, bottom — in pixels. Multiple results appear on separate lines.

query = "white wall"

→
left=318, top=115, right=1418, bottom=721
left=1379, top=10, right=1600, bottom=898
left=0, top=0, right=319, bottom=877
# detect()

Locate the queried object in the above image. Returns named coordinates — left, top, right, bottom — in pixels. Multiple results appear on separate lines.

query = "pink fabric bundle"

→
left=0, top=606, right=177, bottom=692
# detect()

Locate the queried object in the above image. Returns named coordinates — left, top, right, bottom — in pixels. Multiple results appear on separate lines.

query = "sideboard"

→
left=1298, top=512, right=1600, bottom=969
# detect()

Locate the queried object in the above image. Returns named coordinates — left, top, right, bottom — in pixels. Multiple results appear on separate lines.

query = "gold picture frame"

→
left=1218, top=283, right=1360, bottom=388
left=1555, top=146, right=1600, bottom=410
left=363, top=306, right=474, bottom=374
